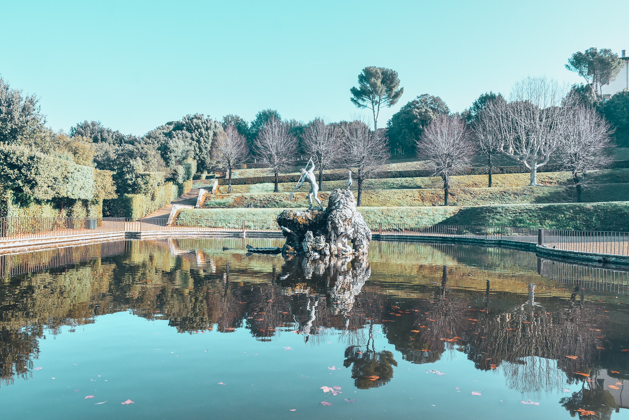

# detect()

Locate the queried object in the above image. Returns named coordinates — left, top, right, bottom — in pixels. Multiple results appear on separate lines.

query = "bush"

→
left=183, top=159, right=197, bottom=180
left=104, top=182, right=178, bottom=219
left=0, top=144, right=95, bottom=201
left=178, top=180, right=193, bottom=196
left=171, top=165, right=186, bottom=184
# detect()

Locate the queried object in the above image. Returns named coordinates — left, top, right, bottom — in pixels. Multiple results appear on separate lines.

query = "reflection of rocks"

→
left=277, top=189, right=371, bottom=258
left=278, top=255, right=371, bottom=320
left=329, top=257, right=371, bottom=317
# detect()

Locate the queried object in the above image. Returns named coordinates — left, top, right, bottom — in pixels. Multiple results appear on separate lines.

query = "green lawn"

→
left=176, top=201, right=629, bottom=231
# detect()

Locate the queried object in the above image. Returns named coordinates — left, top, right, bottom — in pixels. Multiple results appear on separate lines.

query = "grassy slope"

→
left=177, top=201, right=629, bottom=231
left=201, top=183, right=629, bottom=208
left=200, top=169, right=629, bottom=194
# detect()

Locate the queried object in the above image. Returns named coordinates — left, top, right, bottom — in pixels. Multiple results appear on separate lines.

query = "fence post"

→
left=379, top=223, right=382, bottom=237
left=242, top=220, right=246, bottom=238
left=538, top=228, right=545, bottom=246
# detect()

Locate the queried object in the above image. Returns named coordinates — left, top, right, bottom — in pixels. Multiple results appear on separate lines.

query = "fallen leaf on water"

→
left=411, top=330, right=420, bottom=333
left=85, top=395, right=95, bottom=399
left=364, top=376, right=380, bottom=381
left=575, top=371, right=590, bottom=377
left=427, top=370, right=445, bottom=376
left=590, top=329, right=601, bottom=332
left=328, top=366, right=340, bottom=370
left=521, top=400, right=539, bottom=405
left=428, top=319, right=435, bottom=322
left=562, top=389, right=570, bottom=393
left=218, top=382, right=226, bottom=385
left=611, top=371, right=620, bottom=374
left=320, top=401, right=332, bottom=406
left=468, top=319, right=478, bottom=322
left=609, top=385, right=620, bottom=390
left=522, top=321, right=531, bottom=324
left=566, top=355, right=578, bottom=360
left=622, top=349, right=629, bottom=352
left=472, top=392, right=481, bottom=396
left=597, top=347, right=605, bottom=350
left=34, top=367, right=42, bottom=371
left=283, top=347, right=293, bottom=351
left=121, top=399, right=134, bottom=405
left=576, top=408, right=597, bottom=416
left=289, top=409, right=296, bottom=411
left=332, top=386, right=341, bottom=390
left=490, top=364, right=497, bottom=369
left=617, top=382, right=623, bottom=385
left=455, top=387, right=460, bottom=392
left=345, top=398, right=356, bottom=403
left=94, top=401, right=107, bottom=405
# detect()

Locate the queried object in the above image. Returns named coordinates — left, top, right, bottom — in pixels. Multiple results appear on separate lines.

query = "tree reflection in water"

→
left=0, top=238, right=626, bottom=420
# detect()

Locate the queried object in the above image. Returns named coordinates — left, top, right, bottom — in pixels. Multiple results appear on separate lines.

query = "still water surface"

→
left=1, top=239, right=628, bottom=419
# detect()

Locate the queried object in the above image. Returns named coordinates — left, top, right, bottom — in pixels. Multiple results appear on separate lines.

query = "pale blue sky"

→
left=1, top=0, right=628, bottom=136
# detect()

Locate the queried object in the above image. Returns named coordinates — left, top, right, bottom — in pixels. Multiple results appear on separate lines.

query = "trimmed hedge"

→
left=178, top=180, right=193, bottom=196
left=176, top=202, right=629, bottom=232
left=183, top=160, right=197, bottom=180
left=0, top=144, right=95, bottom=201
left=104, top=182, right=178, bottom=219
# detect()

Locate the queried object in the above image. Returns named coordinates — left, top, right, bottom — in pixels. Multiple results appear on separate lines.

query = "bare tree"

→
left=483, top=77, right=568, bottom=186
left=340, top=121, right=389, bottom=206
left=215, top=125, right=249, bottom=193
left=558, top=104, right=613, bottom=202
left=417, top=116, right=475, bottom=206
left=254, top=117, right=297, bottom=192
left=302, top=118, right=339, bottom=191
left=472, top=95, right=506, bottom=187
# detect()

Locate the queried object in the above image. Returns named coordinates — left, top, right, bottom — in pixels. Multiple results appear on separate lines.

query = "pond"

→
left=1, top=239, right=628, bottom=419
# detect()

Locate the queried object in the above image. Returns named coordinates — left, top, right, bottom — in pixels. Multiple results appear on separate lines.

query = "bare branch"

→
left=417, top=116, right=475, bottom=205
left=254, top=117, right=298, bottom=192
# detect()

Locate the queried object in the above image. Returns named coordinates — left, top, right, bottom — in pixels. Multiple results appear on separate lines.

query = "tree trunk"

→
left=574, top=174, right=582, bottom=202
left=357, top=169, right=363, bottom=206
left=274, top=169, right=279, bottom=193
left=228, top=166, right=232, bottom=193
left=372, top=109, right=378, bottom=131
left=487, top=153, right=493, bottom=188
left=529, top=164, right=538, bottom=186
left=318, top=167, right=323, bottom=192
left=443, top=175, right=449, bottom=206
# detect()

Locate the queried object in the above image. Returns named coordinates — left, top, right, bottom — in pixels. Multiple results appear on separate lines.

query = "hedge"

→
left=104, top=182, right=178, bottom=219
left=178, top=180, right=193, bottom=196
left=176, top=202, right=629, bottom=232
left=183, top=160, right=197, bottom=180
left=0, top=144, right=95, bottom=201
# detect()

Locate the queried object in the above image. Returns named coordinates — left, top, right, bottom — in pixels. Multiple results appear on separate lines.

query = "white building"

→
left=602, top=49, right=629, bottom=98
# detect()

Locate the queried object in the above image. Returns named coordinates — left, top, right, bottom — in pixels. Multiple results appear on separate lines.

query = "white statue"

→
left=289, top=158, right=324, bottom=210
left=347, top=170, right=353, bottom=190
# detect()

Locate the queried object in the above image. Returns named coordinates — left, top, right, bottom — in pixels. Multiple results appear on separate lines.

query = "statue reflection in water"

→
left=278, top=253, right=397, bottom=388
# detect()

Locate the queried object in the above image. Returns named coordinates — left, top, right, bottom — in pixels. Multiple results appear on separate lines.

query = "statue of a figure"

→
left=347, top=170, right=353, bottom=190
left=290, top=158, right=323, bottom=210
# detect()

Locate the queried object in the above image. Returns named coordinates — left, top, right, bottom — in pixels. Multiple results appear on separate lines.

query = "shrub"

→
left=183, top=159, right=197, bottom=180
left=0, top=144, right=95, bottom=202
left=104, top=182, right=178, bottom=219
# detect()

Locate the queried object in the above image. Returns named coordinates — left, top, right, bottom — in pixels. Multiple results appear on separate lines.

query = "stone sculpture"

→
left=289, top=158, right=323, bottom=210
left=277, top=188, right=371, bottom=258
left=347, top=170, right=353, bottom=190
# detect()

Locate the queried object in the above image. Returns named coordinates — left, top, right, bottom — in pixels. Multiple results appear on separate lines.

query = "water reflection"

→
left=1, top=239, right=628, bottom=417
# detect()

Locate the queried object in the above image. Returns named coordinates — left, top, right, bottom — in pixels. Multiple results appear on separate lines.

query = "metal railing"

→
left=542, top=229, right=629, bottom=256
left=2, top=216, right=629, bottom=259
left=0, top=217, right=127, bottom=243
left=374, top=223, right=539, bottom=244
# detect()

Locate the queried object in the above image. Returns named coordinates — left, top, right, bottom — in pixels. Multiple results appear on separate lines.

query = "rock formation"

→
left=276, top=189, right=371, bottom=259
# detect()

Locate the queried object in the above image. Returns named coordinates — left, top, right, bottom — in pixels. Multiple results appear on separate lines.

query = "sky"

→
left=1, top=0, right=628, bottom=136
